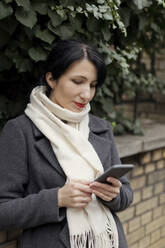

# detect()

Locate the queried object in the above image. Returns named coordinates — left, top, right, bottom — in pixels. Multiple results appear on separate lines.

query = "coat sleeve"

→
left=99, top=121, right=133, bottom=212
left=0, top=120, right=66, bottom=231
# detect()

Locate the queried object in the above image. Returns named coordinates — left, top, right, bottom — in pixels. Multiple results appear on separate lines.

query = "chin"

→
left=72, top=109, right=83, bottom=113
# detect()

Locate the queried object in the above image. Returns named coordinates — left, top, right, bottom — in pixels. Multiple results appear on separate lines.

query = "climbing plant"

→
left=0, top=0, right=165, bottom=134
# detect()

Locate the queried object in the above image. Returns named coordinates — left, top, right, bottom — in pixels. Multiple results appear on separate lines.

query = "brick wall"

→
left=118, top=52, right=165, bottom=122
left=0, top=148, right=165, bottom=248
left=118, top=147, right=165, bottom=248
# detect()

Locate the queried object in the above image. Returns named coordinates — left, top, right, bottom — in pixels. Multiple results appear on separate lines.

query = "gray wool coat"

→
left=0, top=113, right=133, bottom=248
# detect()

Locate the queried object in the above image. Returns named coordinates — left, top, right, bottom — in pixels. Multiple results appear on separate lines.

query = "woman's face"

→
left=46, top=59, right=97, bottom=112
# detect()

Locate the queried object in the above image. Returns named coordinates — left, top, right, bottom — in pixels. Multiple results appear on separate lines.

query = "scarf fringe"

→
left=70, top=222, right=116, bottom=248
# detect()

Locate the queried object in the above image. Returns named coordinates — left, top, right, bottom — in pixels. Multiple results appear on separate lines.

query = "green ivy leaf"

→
left=101, top=26, right=111, bottom=41
left=48, top=9, right=63, bottom=27
left=103, top=10, right=113, bottom=21
left=119, top=8, right=131, bottom=28
left=35, top=28, right=55, bottom=44
left=32, top=2, right=48, bottom=15
left=3, top=0, right=13, bottom=3
left=48, top=22, right=74, bottom=39
left=28, top=47, right=47, bottom=62
left=86, top=17, right=100, bottom=32
left=97, top=0, right=105, bottom=4
left=14, top=57, right=32, bottom=72
left=58, top=24, right=75, bottom=39
left=69, top=16, right=83, bottom=32
left=15, top=0, right=31, bottom=11
left=133, top=0, right=152, bottom=9
left=101, top=98, right=113, bottom=114
left=15, top=7, right=37, bottom=29
left=0, top=2, right=13, bottom=20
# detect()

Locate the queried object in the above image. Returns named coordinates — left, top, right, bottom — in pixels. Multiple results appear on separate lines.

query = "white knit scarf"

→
left=25, top=86, right=119, bottom=248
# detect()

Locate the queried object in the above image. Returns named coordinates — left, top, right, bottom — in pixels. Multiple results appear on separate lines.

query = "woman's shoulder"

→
left=89, top=113, right=112, bottom=133
left=6, top=114, right=30, bottom=127
left=2, top=114, right=33, bottom=135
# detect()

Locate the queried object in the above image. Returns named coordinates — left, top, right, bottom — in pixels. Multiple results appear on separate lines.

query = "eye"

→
left=72, top=79, right=83, bottom=84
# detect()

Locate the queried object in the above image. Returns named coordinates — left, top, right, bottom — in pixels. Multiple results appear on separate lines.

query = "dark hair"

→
left=40, top=39, right=106, bottom=94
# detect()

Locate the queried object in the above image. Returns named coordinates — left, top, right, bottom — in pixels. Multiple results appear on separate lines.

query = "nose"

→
left=80, top=85, right=91, bottom=101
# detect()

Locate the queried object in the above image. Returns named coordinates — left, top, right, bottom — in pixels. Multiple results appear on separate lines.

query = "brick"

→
left=136, top=197, right=158, bottom=215
left=148, top=170, right=165, bottom=185
left=153, top=205, right=163, bottom=219
left=132, top=166, right=144, bottom=176
left=133, top=190, right=141, bottom=204
left=117, top=206, right=134, bottom=222
left=154, top=182, right=164, bottom=195
left=152, top=149, right=162, bottom=161
left=156, top=160, right=165, bottom=169
left=144, top=162, right=156, bottom=173
left=139, top=235, right=150, bottom=248
left=151, top=229, right=161, bottom=243
left=142, top=185, right=153, bottom=200
left=150, top=236, right=165, bottom=248
left=148, top=173, right=157, bottom=184
left=141, top=211, right=152, bottom=226
left=0, top=231, right=7, bottom=244
left=141, top=152, right=151, bottom=164
left=161, top=224, right=165, bottom=237
left=162, top=148, right=165, bottom=158
left=127, top=226, right=145, bottom=245
left=158, top=170, right=165, bottom=180
left=163, top=206, right=165, bottom=215
left=130, top=243, right=138, bottom=248
left=130, top=176, right=146, bottom=190
left=160, top=192, right=165, bottom=204
left=128, top=216, right=141, bottom=232
left=146, top=215, right=165, bottom=234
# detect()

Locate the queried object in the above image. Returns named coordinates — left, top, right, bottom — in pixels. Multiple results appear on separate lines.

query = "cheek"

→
left=60, top=85, right=76, bottom=102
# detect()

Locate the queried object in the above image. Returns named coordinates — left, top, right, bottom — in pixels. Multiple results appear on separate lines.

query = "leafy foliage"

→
left=0, top=0, right=165, bottom=134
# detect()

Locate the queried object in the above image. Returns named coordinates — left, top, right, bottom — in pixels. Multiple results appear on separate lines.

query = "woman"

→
left=0, top=40, right=133, bottom=248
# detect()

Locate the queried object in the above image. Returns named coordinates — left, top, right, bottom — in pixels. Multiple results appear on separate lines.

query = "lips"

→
left=74, top=102, right=86, bottom=108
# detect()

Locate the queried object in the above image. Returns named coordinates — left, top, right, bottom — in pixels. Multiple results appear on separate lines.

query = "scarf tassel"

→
left=70, top=223, right=116, bottom=248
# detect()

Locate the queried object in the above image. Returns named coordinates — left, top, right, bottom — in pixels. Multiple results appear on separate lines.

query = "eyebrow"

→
left=72, top=75, right=97, bottom=82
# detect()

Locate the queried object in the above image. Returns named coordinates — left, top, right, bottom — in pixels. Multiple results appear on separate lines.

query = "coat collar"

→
left=88, top=114, right=109, bottom=133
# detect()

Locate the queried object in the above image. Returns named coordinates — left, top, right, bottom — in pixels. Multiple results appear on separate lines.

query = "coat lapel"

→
left=88, top=115, right=112, bottom=171
left=32, top=124, right=66, bottom=178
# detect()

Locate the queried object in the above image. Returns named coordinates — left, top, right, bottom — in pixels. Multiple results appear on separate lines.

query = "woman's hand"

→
left=90, top=177, right=122, bottom=202
left=58, top=179, right=92, bottom=208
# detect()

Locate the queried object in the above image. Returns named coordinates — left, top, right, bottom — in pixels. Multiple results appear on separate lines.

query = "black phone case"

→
left=95, top=164, right=134, bottom=183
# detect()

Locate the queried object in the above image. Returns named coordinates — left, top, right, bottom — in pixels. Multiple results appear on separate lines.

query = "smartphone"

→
left=95, top=164, right=134, bottom=183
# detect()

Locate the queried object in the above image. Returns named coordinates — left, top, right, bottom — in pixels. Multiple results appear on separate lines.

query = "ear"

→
left=45, top=72, right=57, bottom=89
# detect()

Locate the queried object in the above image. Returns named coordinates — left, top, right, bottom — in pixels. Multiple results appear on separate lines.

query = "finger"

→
left=91, top=187, right=118, bottom=198
left=72, top=196, right=92, bottom=205
left=73, top=202, right=90, bottom=208
left=90, top=181, right=114, bottom=192
left=106, top=177, right=122, bottom=188
left=92, top=189, right=113, bottom=201
left=72, top=182, right=93, bottom=194
left=71, top=189, right=92, bottom=198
